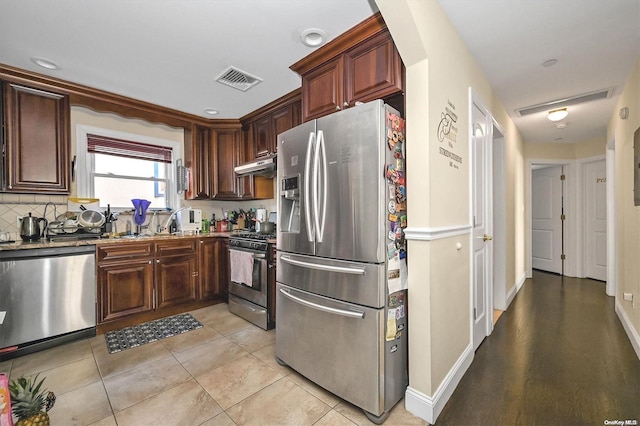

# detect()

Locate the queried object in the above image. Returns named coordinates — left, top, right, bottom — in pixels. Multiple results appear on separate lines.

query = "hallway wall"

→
left=524, top=137, right=606, bottom=160
left=609, top=56, right=640, bottom=356
left=377, top=0, right=526, bottom=422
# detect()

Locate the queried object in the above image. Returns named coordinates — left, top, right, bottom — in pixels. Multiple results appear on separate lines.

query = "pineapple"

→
left=8, top=374, right=55, bottom=426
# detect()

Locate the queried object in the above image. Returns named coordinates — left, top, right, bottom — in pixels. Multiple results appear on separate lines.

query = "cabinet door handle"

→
left=156, top=259, right=161, bottom=263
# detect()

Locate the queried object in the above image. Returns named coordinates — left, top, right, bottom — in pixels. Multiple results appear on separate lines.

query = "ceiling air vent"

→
left=215, top=66, right=263, bottom=92
left=515, top=88, right=614, bottom=117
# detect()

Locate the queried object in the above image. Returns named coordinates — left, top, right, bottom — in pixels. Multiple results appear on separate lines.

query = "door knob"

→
left=483, top=234, right=493, bottom=241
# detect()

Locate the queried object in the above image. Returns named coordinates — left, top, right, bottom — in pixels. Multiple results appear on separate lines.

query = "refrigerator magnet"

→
left=388, top=200, right=396, bottom=213
left=387, top=242, right=397, bottom=259
left=386, top=309, right=397, bottom=341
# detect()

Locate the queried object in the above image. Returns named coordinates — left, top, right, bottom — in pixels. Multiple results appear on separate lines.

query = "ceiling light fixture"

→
left=300, top=28, right=326, bottom=47
left=548, top=108, right=568, bottom=121
left=31, top=57, right=59, bottom=70
left=204, top=109, right=219, bottom=115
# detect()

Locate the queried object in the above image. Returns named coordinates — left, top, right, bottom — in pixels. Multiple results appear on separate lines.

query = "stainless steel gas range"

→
left=228, top=232, right=275, bottom=330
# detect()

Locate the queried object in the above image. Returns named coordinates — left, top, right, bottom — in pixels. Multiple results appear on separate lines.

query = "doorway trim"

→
left=492, top=118, right=507, bottom=310
left=606, top=140, right=616, bottom=296
left=526, top=159, right=577, bottom=278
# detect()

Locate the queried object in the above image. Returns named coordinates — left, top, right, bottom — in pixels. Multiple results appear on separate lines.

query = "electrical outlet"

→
left=624, top=292, right=633, bottom=302
left=16, top=215, right=23, bottom=228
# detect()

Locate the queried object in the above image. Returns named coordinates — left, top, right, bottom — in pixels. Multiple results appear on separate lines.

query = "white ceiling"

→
left=0, top=0, right=378, bottom=119
left=439, top=0, right=640, bottom=144
left=0, top=0, right=638, bottom=144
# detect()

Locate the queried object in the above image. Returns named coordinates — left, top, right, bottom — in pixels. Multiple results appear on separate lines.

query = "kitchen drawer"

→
left=154, top=239, right=198, bottom=257
left=97, top=242, right=153, bottom=263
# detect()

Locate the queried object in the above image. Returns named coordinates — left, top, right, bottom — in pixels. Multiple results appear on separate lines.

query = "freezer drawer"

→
left=276, top=283, right=406, bottom=417
left=277, top=251, right=386, bottom=308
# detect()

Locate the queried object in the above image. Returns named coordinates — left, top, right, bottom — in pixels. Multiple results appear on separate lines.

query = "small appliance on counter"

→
left=177, top=208, right=202, bottom=233
left=20, top=212, right=47, bottom=241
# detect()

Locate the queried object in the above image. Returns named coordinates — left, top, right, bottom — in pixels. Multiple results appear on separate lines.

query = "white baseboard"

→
left=615, top=300, right=640, bottom=360
left=404, top=344, right=473, bottom=424
left=505, top=272, right=527, bottom=309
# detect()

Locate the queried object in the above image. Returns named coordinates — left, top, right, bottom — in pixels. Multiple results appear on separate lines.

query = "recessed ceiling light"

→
left=204, top=109, right=219, bottom=115
left=542, top=59, right=558, bottom=67
left=548, top=108, right=568, bottom=121
left=31, top=57, right=59, bottom=70
left=300, top=28, right=326, bottom=47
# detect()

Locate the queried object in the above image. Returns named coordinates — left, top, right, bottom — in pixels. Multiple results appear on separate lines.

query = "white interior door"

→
left=471, top=96, right=492, bottom=351
left=585, top=160, right=607, bottom=281
left=532, top=165, right=563, bottom=274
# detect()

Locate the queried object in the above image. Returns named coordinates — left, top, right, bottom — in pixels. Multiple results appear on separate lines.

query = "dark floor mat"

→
left=104, top=313, right=203, bottom=354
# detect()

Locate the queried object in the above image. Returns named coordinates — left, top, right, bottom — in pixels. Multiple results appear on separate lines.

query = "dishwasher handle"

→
left=279, top=288, right=365, bottom=319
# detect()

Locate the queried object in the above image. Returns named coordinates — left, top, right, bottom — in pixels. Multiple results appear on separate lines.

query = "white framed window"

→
left=76, top=125, right=182, bottom=210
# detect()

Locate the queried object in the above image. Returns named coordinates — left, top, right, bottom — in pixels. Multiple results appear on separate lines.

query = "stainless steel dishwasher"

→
left=0, top=245, right=96, bottom=359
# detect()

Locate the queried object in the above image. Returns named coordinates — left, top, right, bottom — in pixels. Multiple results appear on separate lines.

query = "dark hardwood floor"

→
left=436, top=270, right=640, bottom=425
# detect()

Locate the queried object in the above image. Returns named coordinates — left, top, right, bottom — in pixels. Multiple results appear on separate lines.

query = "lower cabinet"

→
left=155, top=239, right=198, bottom=309
left=96, top=237, right=228, bottom=329
left=199, top=237, right=229, bottom=301
left=97, top=258, right=154, bottom=323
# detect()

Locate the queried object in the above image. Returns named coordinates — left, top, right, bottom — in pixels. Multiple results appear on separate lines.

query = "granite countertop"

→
left=0, top=232, right=232, bottom=251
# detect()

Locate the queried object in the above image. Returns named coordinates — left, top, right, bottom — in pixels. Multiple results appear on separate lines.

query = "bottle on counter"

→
left=211, top=214, right=217, bottom=231
left=169, top=218, right=178, bottom=234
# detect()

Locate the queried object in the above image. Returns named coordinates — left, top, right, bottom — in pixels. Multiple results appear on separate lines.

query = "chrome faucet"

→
left=161, top=206, right=192, bottom=233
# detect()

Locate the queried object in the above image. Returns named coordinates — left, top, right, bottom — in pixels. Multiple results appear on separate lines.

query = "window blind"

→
left=87, top=134, right=172, bottom=163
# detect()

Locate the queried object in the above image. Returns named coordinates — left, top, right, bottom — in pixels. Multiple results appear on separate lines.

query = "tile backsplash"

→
left=0, top=193, right=278, bottom=241
left=0, top=194, right=69, bottom=241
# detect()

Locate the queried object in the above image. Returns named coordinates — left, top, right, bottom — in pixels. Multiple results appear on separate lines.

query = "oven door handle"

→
left=279, top=288, right=365, bottom=319
left=229, top=248, right=266, bottom=259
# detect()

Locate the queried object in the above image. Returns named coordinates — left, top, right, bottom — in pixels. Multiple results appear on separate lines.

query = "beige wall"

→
left=609, top=56, right=640, bottom=343
left=377, top=0, right=526, bottom=417
left=524, top=137, right=606, bottom=160
left=70, top=107, right=278, bottom=219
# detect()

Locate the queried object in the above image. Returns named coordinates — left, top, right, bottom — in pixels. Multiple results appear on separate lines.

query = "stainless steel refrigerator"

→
left=276, top=100, right=408, bottom=424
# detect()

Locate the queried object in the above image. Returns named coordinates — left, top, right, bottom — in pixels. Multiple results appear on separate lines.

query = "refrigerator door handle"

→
left=280, top=255, right=366, bottom=275
left=314, top=130, right=328, bottom=243
left=279, top=288, right=365, bottom=319
left=304, top=131, right=316, bottom=242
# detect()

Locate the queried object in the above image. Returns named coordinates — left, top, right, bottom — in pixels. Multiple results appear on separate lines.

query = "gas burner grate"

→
left=231, top=232, right=275, bottom=240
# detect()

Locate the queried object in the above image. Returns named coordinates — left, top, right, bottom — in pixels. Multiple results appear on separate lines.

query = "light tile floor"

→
left=0, top=303, right=427, bottom=426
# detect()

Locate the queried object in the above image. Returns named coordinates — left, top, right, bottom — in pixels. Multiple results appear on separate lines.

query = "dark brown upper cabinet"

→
left=290, top=13, right=404, bottom=122
left=2, top=81, right=70, bottom=193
